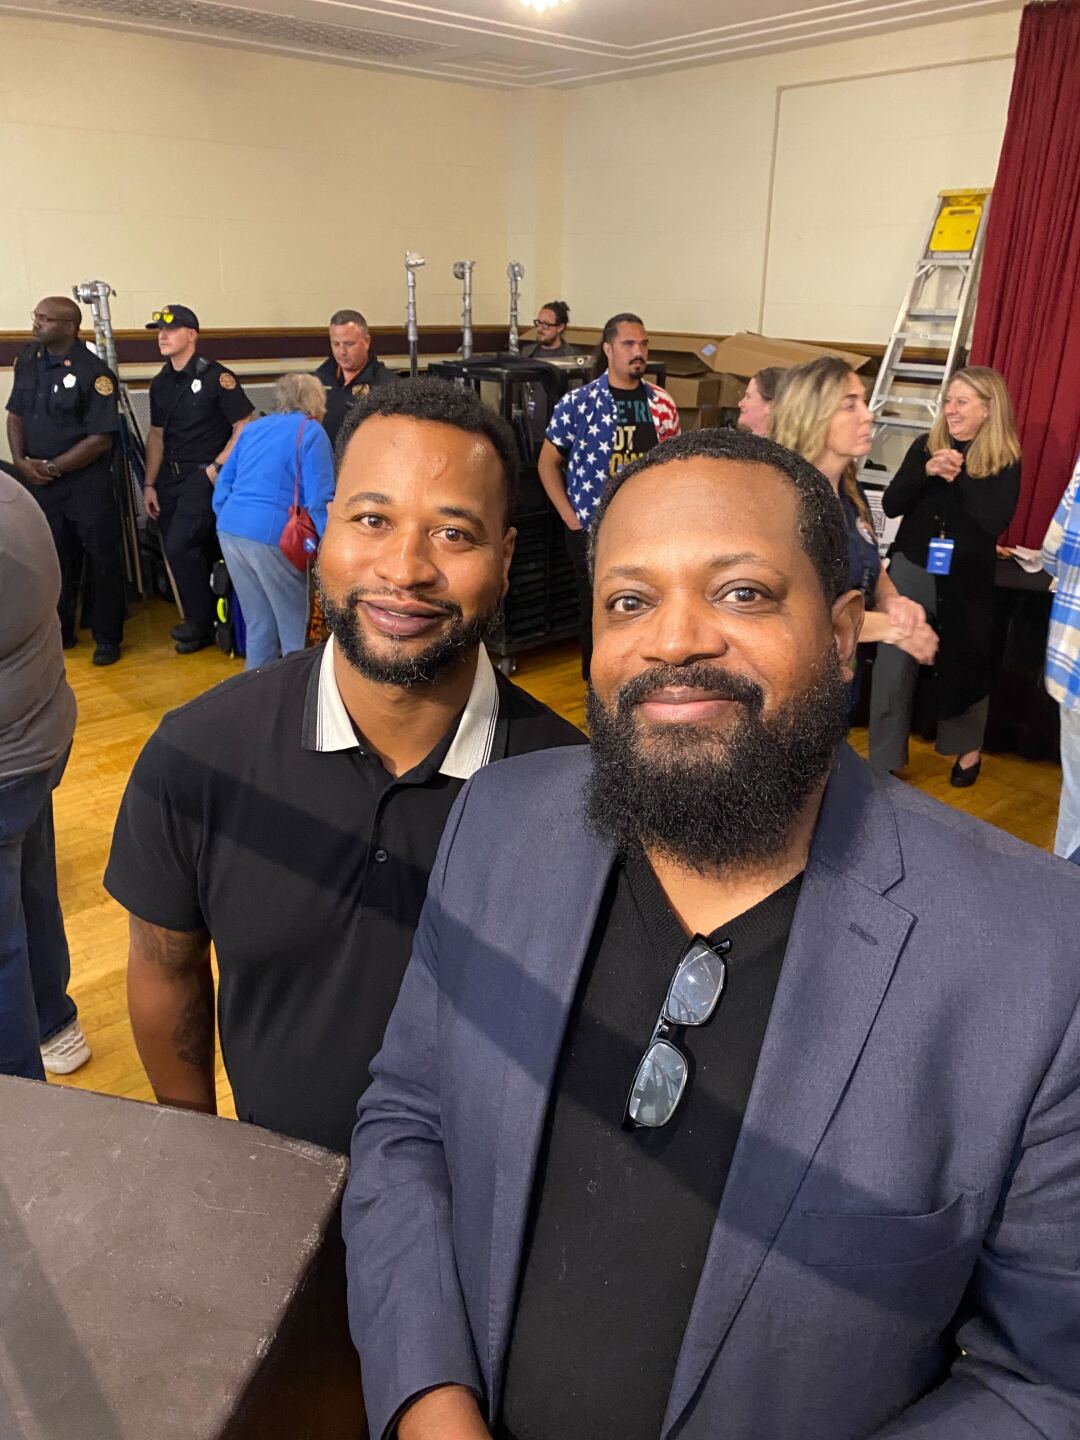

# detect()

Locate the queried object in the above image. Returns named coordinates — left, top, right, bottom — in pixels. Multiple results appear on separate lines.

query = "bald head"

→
left=32, top=296, right=82, bottom=349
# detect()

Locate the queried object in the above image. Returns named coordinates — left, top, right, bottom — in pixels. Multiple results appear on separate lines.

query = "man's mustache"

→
left=610, top=663, right=764, bottom=716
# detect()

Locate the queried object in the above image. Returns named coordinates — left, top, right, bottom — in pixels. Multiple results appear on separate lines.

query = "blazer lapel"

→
left=484, top=804, right=614, bottom=1420
left=662, top=749, right=915, bottom=1436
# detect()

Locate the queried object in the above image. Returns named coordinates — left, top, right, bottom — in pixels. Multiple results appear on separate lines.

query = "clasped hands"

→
left=925, top=448, right=963, bottom=482
left=16, top=456, right=55, bottom=486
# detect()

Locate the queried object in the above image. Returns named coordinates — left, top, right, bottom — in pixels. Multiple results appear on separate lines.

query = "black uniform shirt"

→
left=149, top=354, right=253, bottom=464
left=6, top=340, right=119, bottom=464
left=499, top=854, right=802, bottom=1440
left=313, top=354, right=395, bottom=449
left=104, top=641, right=584, bottom=1153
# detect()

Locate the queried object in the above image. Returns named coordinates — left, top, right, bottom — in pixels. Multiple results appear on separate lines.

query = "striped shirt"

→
left=1041, top=452, right=1080, bottom=710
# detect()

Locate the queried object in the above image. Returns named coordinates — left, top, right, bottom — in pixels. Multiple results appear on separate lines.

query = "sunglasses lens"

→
left=666, top=939, right=726, bottom=1026
left=627, top=1039, right=687, bottom=1128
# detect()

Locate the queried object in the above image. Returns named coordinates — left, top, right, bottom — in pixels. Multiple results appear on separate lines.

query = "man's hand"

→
left=21, top=458, right=54, bottom=486
left=143, top=484, right=161, bottom=520
left=398, top=1386, right=491, bottom=1440
left=926, top=448, right=963, bottom=482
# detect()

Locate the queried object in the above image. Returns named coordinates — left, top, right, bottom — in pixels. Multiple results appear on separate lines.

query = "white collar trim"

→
left=315, top=636, right=500, bottom=778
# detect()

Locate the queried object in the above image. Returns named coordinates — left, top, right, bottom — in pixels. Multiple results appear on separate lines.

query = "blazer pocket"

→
left=796, top=1190, right=978, bottom=1268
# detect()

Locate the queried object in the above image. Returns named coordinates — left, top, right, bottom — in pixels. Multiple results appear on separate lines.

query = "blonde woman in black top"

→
left=868, top=366, right=1021, bottom=786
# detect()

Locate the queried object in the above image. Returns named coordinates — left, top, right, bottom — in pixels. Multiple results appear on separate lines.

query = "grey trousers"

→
left=868, top=552, right=989, bottom=774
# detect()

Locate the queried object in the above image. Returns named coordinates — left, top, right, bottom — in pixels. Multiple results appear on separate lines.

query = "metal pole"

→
left=506, top=261, right=524, bottom=355
left=72, top=278, right=145, bottom=595
left=452, top=260, right=475, bottom=359
left=404, top=251, right=426, bottom=378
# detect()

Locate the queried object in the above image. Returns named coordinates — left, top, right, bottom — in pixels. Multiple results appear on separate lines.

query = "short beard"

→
left=316, top=569, right=500, bottom=687
left=584, top=651, right=850, bottom=873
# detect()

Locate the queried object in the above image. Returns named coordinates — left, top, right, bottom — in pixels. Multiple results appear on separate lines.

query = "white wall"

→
left=559, top=7, right=1021, bottom=343
left=0, top=14, right=517, bottom=332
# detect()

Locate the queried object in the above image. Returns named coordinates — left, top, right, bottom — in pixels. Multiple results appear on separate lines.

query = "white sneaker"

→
left=40, top=1019, right=92, bottom=1075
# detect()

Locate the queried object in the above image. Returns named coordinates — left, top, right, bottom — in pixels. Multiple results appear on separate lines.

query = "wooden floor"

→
left=50, top=599, right=1061, bottom=1114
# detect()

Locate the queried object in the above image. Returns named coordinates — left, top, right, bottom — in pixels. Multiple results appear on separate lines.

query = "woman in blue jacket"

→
left=213, top=373, right=335, bottom=669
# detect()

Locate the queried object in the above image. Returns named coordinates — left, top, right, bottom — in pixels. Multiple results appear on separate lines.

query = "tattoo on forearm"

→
left=132, top=917, right=210, bottom=976
left=171, top=990, right=214, bottom=1070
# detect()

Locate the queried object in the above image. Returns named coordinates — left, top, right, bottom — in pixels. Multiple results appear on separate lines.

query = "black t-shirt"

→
left=498, top=854, right=802, bottom=1440
left=608, top=383, right=658, bottom=480
left=149, top=355, right=254, bottom=464
left=313, top=355, right=395, bottom=449
left=6, top=340, right=119, bottom=466
left=104, top=645, right=583, bottom=1153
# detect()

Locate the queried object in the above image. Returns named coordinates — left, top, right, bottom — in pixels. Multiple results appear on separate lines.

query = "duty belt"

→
left=163, top=459, right=208, bottom=475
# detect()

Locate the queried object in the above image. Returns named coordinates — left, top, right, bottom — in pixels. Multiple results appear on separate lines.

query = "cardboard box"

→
left=695, top=332, right=870, bottom=378
left=664, top=372, right=724, bottom=408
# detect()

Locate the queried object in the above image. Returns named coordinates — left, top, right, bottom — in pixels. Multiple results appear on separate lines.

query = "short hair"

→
left=273, top=372, right=326, bottom=420
left=540, top=300, right=570, bottom=327
left=589, top=427, right=850, bottom=604
left=334, top=377, right=519, bottom=527
left=329, top=309, right=368, bottom=331
left=594, top=312, right=645, bottom=376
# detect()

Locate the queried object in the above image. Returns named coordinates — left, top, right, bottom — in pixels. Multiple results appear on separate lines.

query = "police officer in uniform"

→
left=142, top=305, right=254, bottom=654
left=313, top=309, right=394, bottom=450
left=5, top=296, right=125, bottom=665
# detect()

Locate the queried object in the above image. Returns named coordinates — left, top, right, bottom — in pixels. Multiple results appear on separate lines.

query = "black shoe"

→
left=62, top=633, right=78, bottom=650
left=950, top=756, right=982, bottom=788
left=170, top=620, right=196, bottom=641
left=92, top=642, right=121, bottom=666
left=175, top=627, right=215, bottom=655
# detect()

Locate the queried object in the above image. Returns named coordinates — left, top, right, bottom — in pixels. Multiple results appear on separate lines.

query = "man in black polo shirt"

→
left=142, top=304, right=254, bottom=653
left=314, top=308, right=394, bottom=450
left=105, top=378, right=582, bottom=1154
left=5, top=295, right=125, bottom=665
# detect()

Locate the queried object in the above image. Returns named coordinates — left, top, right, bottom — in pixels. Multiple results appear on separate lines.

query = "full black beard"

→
left=316, top=570, right=500, bottom=686
left=584, top=652, right=850, bottom=873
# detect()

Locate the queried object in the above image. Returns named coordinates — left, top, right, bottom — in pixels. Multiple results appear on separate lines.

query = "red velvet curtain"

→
left=969, top=0, right=1080, bottom=547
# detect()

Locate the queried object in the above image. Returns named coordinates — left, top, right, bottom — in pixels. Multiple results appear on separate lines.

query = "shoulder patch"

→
left=351, top=383, right=370, bottom=398
left=94, top=374, right=115, bottom=396
left=219, top=371, right=237, bottom=390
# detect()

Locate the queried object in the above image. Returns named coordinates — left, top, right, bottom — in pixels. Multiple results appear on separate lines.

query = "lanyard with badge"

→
left=927, top=528, right=954, bottom=575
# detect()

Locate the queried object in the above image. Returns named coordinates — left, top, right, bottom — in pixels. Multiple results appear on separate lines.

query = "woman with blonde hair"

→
left=868, top=366, right=1021, bottom=785
left=770, top=356, right=939, bottom=678
left=213, top=372, right=335, bottom=669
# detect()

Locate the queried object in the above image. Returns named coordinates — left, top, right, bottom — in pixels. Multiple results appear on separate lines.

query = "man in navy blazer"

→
left=344, top=429, right=1080, bottom=1440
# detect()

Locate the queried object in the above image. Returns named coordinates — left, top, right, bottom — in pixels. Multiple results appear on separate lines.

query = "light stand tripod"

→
left=404, top=252, right=426, bottom=377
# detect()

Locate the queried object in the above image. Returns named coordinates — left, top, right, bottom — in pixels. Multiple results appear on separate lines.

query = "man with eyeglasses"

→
left=520, top=301, right=576, bottom=361
left=344, top=428, right=1080, bottom=1440
left=142, top=305, right=254, bottom=653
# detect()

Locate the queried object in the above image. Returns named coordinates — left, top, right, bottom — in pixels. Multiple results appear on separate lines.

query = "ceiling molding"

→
left=0, top=0, right=1020, bottom=87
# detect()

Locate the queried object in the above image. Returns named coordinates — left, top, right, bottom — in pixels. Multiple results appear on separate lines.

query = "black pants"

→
left=157, top=464, right=217, bottom=629
left=35, top=465, right=126, bottom=647
left=564, top=526, right=592, bottom=682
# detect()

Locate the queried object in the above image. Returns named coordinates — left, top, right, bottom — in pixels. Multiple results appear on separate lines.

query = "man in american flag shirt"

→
left=538, top=312, right=679, bottom=676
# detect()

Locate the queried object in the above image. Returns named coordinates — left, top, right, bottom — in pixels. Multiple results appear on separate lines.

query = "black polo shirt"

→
left=313, top=354, right=395, bottom=449
left=499, top=854, right=801, bottom=1440
left=149, top=354, right=254, bottom=465
left=104, top=642, right=583, bottom=1153
left=6, top=339, right=119, bottom=466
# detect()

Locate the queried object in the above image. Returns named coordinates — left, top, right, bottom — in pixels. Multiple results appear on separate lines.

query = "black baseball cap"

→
left=145, top=304, right=200, bottom=331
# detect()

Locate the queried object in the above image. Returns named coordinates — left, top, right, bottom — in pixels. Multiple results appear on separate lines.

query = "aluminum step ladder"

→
left=859, top=188, right=992, bottom=550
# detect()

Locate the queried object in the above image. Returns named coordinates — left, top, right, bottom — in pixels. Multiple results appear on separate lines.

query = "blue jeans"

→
left=1056, top=704, right=1080, bottom=862
left=0, top=750, right=77, bottom=1079
left=218, top=531, right=309, bottom=670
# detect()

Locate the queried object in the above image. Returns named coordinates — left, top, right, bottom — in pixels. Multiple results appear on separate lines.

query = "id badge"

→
left=927, top=537, right=954, bottom=576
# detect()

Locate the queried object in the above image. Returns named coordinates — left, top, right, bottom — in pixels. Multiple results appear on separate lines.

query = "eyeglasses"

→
left=623, top=935, right=730, bottom=1129
left=151, top=309, right=175, bottom=324
left=533, top=318, right=558, bottom=328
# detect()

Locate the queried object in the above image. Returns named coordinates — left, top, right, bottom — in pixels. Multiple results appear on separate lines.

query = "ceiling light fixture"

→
left=520, top=0, right=571, bottom=13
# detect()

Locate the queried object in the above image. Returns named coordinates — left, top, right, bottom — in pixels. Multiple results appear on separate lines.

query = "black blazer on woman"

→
left=882, top=434, right=1020, bottom=717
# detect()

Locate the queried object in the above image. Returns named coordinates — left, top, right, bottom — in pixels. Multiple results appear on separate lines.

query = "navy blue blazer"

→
left=344, top=744, right=1080, bottom=1440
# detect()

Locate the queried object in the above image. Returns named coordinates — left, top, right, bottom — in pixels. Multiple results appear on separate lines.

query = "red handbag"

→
left=279, top=418, right=320, bottom=572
